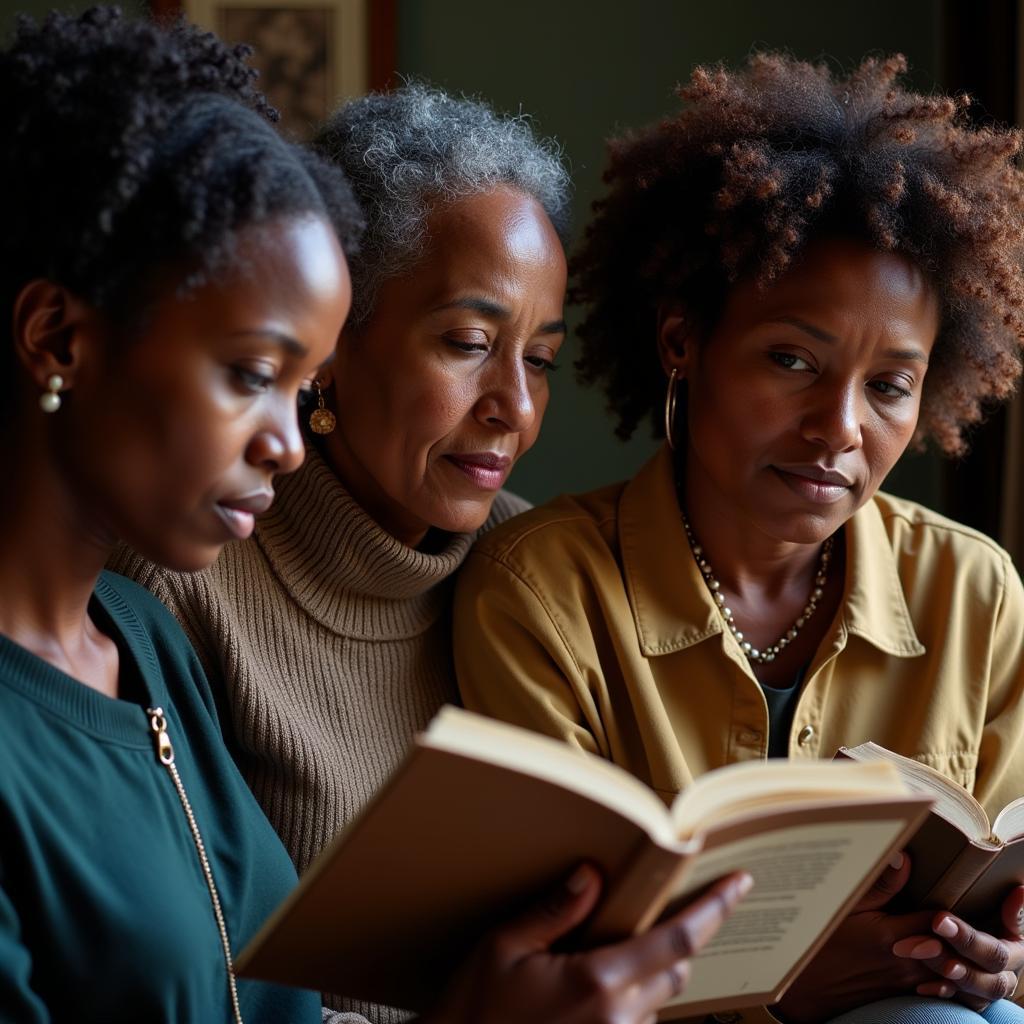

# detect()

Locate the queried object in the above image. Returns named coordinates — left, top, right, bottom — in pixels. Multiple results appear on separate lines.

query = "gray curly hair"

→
left=311, top=82, right=571, bottom=327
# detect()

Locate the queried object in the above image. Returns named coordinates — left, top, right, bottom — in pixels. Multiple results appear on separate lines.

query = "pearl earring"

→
left=39, top=374, right=64, bottom=414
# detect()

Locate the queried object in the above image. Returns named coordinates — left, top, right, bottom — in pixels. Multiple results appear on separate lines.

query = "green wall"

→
left=396, top=0, right=946, bottom=508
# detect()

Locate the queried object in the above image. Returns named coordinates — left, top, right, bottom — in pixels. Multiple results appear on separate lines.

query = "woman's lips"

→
left=443, top=453, right=512, bottom=491
left=214, top=504, right=255, bottom=540
left=214, top=490, right=274, bottom=540
left=770, top=466, right=853, bottom=504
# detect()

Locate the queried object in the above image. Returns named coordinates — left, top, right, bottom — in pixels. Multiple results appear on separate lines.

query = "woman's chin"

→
left=124, top=536, right=225, bottom=575
left=426, top=498, right=498, bottom=538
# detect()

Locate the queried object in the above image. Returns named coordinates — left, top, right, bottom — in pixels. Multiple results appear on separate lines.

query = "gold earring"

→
left=663, top=368, right=679, bottom=450
left=308, top=380, right=336, bottom=435
left=39, top=373, right=64, bottom=414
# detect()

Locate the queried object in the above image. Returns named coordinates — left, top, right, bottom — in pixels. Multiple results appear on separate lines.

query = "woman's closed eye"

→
left=525, top=352, right=559, bottom=372
left=233, top=364, right=277, bottom=394
left=444, top=329, right=490, bottom=354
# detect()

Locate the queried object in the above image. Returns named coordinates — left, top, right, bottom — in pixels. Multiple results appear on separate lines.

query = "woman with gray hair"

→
left=113, top=82, right=748, bottom=1022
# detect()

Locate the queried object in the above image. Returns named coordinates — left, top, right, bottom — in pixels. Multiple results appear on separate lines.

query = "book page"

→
left=663, top=818, right=906, bottom=1008
left=993, top=797, right=1024, bottom=843
left=424, top=706, right=677, bottom=845
left=670, top=760, right=905, bottom=838
left=839, top=743, right=989, bottom=841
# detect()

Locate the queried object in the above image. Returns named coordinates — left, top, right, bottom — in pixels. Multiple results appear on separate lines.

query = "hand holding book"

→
left=237, top=708, right=930, bottom=1019
left=834, top=740, right=1024, bottom=1010
left=890, top=884, right=1024, bottom=1009
left=418, top=865, right=753, bottom=1024
left=776, top=852, right=960, bottom=1021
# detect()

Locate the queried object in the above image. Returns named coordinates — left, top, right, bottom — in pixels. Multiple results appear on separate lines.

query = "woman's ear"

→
left=11, top=279, right=102, bottom=391
left=656, top=303, right=696, bottom=379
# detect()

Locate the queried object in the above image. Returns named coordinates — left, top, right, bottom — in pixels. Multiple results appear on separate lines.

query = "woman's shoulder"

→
left=871, top=491, right=1013, bottom=566
left=97, top=568, right=193, bottom=640
left=469, top=479, right=630, bottom=571
left=482, top=488, right=532, bottom=531
left=869, top=491, right=1018, bottom=607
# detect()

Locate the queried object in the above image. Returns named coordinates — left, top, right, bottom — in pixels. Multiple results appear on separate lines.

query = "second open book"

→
left=238, top=707, right=930, bottom=1019
left=839, top=741, right=1024, bottom=924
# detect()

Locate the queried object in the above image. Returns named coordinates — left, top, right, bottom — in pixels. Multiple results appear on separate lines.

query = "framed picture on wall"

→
left=183, top=0, right=370, bottom=139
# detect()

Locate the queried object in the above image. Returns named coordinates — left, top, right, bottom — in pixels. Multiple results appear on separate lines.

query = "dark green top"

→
left=0, top=572, right=320, bottom=1023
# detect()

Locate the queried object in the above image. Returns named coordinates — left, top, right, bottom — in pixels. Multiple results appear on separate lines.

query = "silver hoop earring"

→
left=663, top=368, right=679, bottom=450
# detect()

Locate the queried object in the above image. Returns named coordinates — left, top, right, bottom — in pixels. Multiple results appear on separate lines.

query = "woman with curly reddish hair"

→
left=455, top=53, right=1024, bottom=1023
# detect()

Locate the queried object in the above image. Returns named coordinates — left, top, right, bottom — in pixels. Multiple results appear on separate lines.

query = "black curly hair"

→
left=1, top=5, right=363, bottom=422
left=573, top=53, right=1024, bottom=455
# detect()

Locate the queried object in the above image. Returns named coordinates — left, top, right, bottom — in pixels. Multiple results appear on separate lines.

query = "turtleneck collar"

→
left=253, top=447, right=478, bottom=640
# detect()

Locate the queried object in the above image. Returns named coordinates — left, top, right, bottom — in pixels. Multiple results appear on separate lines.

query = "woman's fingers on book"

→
left=656, top=871, right=753, bottom=959
left=893, top=910, right=1024, bottom=1004
left=499, top=862, right=604, bottom=954
left=1000, top=884, right=1024, bottom=938
left=599, top=871, right=753, bottom=986
left=929, top=911, right=1024, bottom=974
left=852, top=848, right=912, bottom=912
left=570, top=871, right=751, bottom=1016
left=628, top=957, right=693, bottom=1015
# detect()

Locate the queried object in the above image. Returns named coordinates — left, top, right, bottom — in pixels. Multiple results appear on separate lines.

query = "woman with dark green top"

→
left=0, top=8, right=749, bottom=1022
left=0, top=9, right=356, bottom=1020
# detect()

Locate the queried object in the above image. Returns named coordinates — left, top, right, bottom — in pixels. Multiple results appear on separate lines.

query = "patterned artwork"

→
left=220, top=7, right=331, bottom=138
left=184, top=0, right=372, bottom=142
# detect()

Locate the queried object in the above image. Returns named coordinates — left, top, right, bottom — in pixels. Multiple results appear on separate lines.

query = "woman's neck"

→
left=316, top=431, right=431, bottom=549
left=679, top=449, right=845, bottom=685
left=681, top=464, right=823, bottom=600
left=0, top=437, right=119, bottom=694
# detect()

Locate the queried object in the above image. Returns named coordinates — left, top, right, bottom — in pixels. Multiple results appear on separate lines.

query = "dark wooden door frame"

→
left=941, top=0, right=1018, bottom=542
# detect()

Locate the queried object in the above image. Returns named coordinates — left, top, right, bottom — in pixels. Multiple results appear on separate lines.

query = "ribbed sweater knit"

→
left=112, top=447, right=528, bottom=1024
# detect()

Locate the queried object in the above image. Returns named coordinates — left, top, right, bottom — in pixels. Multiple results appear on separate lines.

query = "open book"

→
left=838, top=741, right=1024, bottom=923
left=237, top=708, right=930, bottom=1019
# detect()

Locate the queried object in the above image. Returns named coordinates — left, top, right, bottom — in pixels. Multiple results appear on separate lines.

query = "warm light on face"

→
left=324, top=187, right=567, bottom=547
left=63, top=215, right=351, bottom=572
left=677, top=237, right=939, bottom=547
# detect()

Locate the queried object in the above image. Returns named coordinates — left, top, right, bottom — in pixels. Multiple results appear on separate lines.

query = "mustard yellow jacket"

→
left=454, top=445, right=1024, bottom=1024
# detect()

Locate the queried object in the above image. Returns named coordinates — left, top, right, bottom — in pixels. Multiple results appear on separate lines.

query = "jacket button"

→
left=797, top=724, right=816, bottom=746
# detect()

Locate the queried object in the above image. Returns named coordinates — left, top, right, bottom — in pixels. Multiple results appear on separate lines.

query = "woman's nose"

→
left=475, top=360, right=536, bottom=433
left=245, top=402, right=306, bottom=476
left=800, top=380, right=864, bottom=453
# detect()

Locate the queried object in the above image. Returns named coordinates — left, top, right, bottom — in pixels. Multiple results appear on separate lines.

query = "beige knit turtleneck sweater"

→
left=111, top=447, right=528, bottom=1024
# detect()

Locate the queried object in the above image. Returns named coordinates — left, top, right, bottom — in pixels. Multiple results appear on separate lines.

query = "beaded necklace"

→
left=680, top=513, right=834, bottom=665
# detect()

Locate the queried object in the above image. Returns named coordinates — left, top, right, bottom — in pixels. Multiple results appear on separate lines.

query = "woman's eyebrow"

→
left=228, top=329, right=308, bottom=356
left=883, top=347, right=930, bottom=364
left=433, top=296, right=509, bottom=318
left=772, top=316, right=838, bottom=343
left=539, top=319, right=567, bottom=336
left=431, top=297, right=567, bottom=335
left=771, top=316, right=929, bottom=363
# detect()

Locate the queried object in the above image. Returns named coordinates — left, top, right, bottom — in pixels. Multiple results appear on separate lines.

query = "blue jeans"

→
left=827, top=997, right=1024, bottom=1023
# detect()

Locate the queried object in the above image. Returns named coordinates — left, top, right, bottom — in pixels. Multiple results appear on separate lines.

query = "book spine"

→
left=922, top=844, right=998, bottom=909
left=584, top=841, right=693, bottom=943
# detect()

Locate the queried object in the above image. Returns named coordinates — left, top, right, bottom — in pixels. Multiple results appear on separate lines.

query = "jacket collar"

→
left=618, top=445, right=924, bottom=659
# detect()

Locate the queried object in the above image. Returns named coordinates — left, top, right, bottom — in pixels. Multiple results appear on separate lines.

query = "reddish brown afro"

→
left=573, top=53, right=1024, bottom=455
